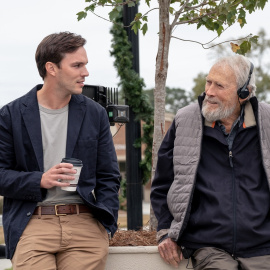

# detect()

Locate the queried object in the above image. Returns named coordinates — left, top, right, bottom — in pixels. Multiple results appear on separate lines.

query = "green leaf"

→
left=169, top=7, right=175, bottom=14
left=109, top=8, right=120, bottom=21
left=213, top=22, right=220, bottom=30
left=85, top=4, right=96, bottom=12
left=116, top=5, right=122, bottom=12
left=142, top=16, right=148, bottom=22
left=250, top=35, right=259, bottom=44
left=227, top=9, right=237, bottom=25
left=238, top=17, right=247, bottom=27
left=98, top=0, right=107, bottom=6
left=131, top=21, right=141, bottom=34
left=238, top=40, right=251, bottom=55
left=208, top=0, right=217, bottom=6
left=145, top=0, right=150, bottom=6
left=203, top=18, right=216, bottom=31
left=218, top=4, right=229, bottom=14
left=142, top=23, right=148, bottom=35
left=76, top=11, right=87, bottom=21
left=237, top=8, right=246, bottom=27
left=146, top=162, right=152, bottom=171
left=201, top=16, right=208, bottom=22
left=239, top=8, right=246, bottom=17
left=257, top=0, right=267, bottom=9
left=133, top=138, right=141, bottom=148
left=217, top=25, right=224, bottom=36
left=128, top=1, right=136, bottom=7
left=134, top=12, right=142, bottom=21
left=218, top=14, right=227, bottom=23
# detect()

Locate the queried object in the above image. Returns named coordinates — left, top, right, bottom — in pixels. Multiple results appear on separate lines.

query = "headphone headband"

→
left=237, top=62, right=254, bottom=99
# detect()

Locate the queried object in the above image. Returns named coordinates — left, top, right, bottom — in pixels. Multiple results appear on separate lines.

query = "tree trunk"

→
left=150, top=0, right=171, bottom=230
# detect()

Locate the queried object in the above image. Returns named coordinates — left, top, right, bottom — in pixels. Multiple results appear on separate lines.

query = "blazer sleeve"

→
left=94, top=108, right=121, bottom=232
left=0, top=105, right=44, bottom=201
left=151, top=120, right=176, bottom=233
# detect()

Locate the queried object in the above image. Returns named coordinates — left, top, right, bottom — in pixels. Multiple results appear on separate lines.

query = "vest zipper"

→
left=229, top=151, right=233, bottom=167
left=229, top=150, right=236, bottom=256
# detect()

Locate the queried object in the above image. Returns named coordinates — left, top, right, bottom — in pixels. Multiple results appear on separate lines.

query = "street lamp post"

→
left=123, top=3, right=143, bottom=230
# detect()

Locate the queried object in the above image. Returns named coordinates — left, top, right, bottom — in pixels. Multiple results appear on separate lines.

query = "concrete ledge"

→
left=105, top=246, right=189, bottom=270
left=108, top=246, right=159, bottom=254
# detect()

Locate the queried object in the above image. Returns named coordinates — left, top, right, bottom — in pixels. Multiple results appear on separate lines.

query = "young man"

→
left=151, top=55, right=270, bottom=269
left=0, top=32, right=120, bottom=270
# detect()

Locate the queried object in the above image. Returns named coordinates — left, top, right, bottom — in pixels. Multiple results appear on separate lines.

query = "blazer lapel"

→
left=21, top=86, right=44, bottom=171
left=66, top=95, right=86, bottom=158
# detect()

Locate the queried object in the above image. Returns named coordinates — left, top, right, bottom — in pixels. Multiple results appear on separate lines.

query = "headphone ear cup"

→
left=237, top=86, right=250, bottom=99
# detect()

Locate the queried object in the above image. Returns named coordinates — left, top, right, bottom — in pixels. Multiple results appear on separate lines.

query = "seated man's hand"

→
left=158, top=237, right=183, bottom=268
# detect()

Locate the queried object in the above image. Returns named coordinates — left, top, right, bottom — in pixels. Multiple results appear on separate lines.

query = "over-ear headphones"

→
left=237, top=62, right=254, bottom=99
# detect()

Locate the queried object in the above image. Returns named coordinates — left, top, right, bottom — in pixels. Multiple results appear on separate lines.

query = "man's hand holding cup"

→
left=40, top=158, right=83, bottom=191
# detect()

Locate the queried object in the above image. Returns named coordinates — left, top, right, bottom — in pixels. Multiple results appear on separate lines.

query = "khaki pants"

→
left=191, top=247, right=270, bottom=270
left=12, top=213, right=109, bottom=270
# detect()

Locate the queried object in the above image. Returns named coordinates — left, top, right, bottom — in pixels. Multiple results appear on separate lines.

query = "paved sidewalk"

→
left=143, top=202, right=150, bottom=215
left=0, top=259, right=12, bottom=270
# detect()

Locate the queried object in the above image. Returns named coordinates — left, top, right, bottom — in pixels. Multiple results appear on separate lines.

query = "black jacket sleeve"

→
left=150, top=119, right=176, bottom=231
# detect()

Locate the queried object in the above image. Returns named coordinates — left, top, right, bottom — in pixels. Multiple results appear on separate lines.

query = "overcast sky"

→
left=0, top=0, right=269, bottom=107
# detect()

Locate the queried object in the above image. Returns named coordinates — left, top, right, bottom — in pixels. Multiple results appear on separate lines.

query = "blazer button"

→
left=26, top=212, right=31, bottom=217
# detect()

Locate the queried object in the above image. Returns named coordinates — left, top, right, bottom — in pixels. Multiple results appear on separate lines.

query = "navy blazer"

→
left=0, top=85, right=120, bottom=259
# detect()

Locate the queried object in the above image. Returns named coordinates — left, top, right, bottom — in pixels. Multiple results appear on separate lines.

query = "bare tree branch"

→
left=171, top=0, right=191, bottom=29
left=89, top=10, right=113, bottom=23
left=141, top=7, right=160, bottom=19
left=89, top=10, right=132, bottom=28
left=89, top=7, right=159, bottom=28
left=171, top=33, right=252, bottom=49
left=202, top=25, right=230, bottom=45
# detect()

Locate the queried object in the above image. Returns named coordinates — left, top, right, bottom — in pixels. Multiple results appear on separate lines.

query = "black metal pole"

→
left=123, top=3, right=143, bottom=230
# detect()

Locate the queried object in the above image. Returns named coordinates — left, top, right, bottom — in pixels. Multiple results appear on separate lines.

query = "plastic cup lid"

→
left=61, top=157, right=83, bottom=166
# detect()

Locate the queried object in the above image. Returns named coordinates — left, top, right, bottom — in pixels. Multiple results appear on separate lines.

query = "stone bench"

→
left=105, top=246, right=190, bottom=270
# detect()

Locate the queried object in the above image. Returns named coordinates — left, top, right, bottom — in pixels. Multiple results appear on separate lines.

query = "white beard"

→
left=202, top=97, right=237, bottom=122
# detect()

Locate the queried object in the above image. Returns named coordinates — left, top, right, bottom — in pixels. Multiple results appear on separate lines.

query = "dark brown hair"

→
left=35, top=32, right=87, bottom=79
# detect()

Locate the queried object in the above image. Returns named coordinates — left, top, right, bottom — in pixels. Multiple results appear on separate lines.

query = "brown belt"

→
left=33, top=204, right=91, bottom=216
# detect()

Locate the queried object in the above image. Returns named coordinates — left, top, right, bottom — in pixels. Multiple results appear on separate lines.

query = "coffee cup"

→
left=60, top=157, right=83, bottom=191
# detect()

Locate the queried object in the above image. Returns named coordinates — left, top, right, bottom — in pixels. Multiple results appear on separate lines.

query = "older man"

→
left=151, top=55, right=270, bottom=269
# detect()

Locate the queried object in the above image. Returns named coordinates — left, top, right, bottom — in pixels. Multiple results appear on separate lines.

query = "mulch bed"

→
left=109, top=230, right=158, bottom=246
